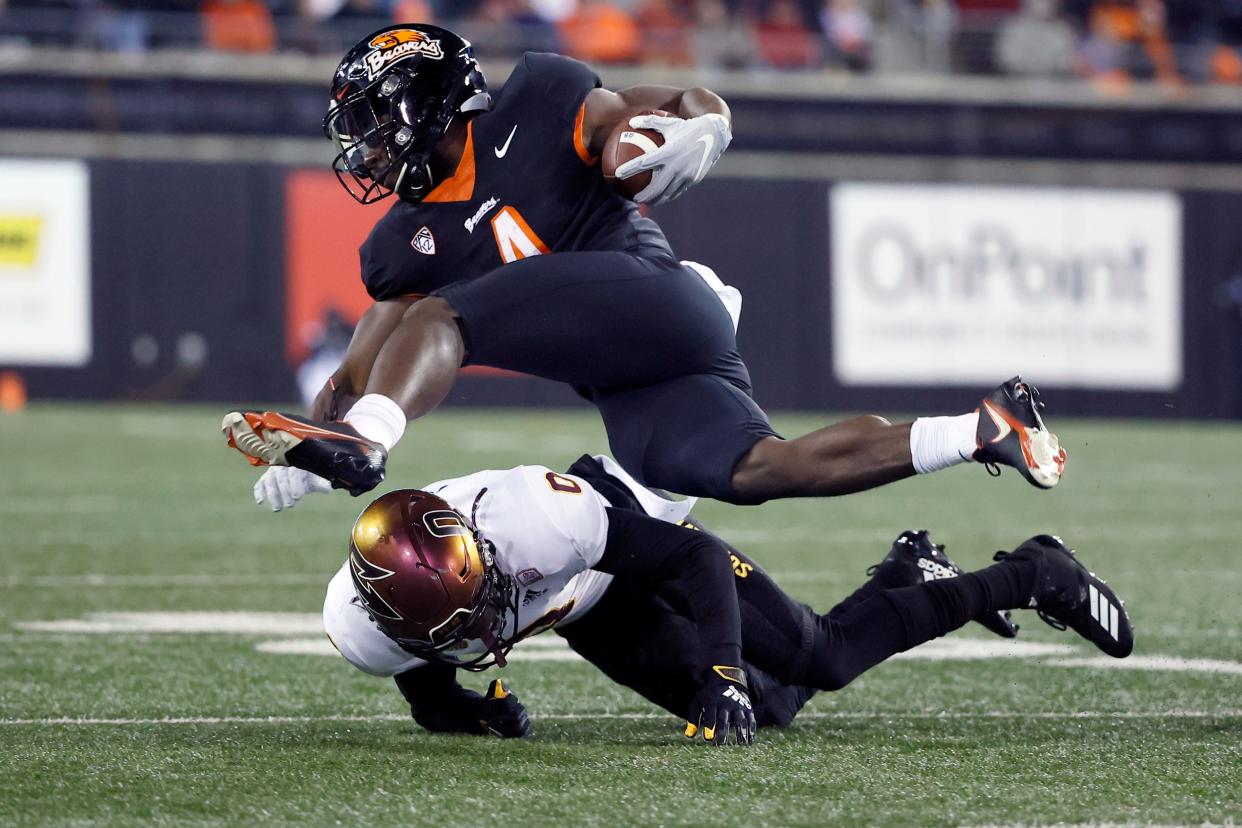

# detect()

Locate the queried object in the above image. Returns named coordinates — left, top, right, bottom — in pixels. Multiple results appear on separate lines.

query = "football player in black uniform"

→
left=318, top=454, right=1132, bottom=745
left=223, top=24, right=1067, bottom=508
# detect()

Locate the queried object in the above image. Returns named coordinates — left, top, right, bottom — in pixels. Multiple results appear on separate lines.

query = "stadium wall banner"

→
left=284, top=169, right=376, bottom=364
left=0, top=159, right=91, bottom=366
left=283, top=168, right=541, bottom=385
left=830, top=183, right=1183, bottom=390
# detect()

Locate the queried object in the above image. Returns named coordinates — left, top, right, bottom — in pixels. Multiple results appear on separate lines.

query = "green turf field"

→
left=2, top=404, right=1240, bottom=827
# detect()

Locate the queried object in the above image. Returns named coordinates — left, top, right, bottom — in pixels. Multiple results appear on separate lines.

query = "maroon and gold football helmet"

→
left=347, top=489, right=517, bottom=669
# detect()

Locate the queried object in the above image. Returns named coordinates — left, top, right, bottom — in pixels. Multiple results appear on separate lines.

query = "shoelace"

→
left=1036, top=611, right=1068, bottom=631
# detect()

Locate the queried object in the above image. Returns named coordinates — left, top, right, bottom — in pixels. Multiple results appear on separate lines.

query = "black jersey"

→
left=359, top=52, right=673, bottom=302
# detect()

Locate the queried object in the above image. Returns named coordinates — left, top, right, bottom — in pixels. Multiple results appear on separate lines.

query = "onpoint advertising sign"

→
left=0, top=159, right=91, bottom=366
left=830, top=183, right=1182, bottom=389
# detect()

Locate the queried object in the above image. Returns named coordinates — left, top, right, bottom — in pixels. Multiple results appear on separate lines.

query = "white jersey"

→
left=323, top=458, right=696, bottom=677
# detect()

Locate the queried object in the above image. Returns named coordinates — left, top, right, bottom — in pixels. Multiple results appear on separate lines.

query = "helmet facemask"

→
left=323, top=24, right=492, bottom=205
left=325, top=67, right=453, bottom=205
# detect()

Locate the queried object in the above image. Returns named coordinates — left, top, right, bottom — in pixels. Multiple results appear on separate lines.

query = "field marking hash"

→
left=2, top=710, right=1240, bottom=727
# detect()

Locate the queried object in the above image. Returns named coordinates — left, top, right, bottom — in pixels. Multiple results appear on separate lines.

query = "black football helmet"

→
left=324, top=24, right=491, bottom=205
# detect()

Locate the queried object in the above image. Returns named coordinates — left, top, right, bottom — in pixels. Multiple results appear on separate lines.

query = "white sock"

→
left=344, top=394, right=406, bottom=452
left=909, top=412, right=979, bottom=474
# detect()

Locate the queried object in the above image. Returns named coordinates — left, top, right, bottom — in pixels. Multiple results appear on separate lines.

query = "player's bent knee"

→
left=757, top=696, right=801, bottom=728
left=402, top=295, right=457, bottom=324
left=402, top=297, right=466, bottom=355
left=821, top=664, right=856, bottom=693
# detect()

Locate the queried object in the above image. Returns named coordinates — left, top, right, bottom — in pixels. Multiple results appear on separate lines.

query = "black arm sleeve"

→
left=392, top=661, right=486, bottom=735
left=595, top=507, right=742, bottom=672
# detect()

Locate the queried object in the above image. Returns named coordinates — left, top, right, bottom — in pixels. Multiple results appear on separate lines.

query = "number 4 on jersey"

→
left=491, top=206, right=549, bottom=263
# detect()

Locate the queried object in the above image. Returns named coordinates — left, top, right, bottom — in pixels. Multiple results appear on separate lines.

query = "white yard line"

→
left=6, top=566, right=1238, bottom=589
left=967, top=824, right=1236, bottom=828
left=0, top=574, right=330, bottom=588
left=10, top=613, right=1242, bottom=675
left=13, top=572, right=841, bottom=589
left=0, top=495, right=123, bottom=514
left=1048, top=655, right=1242, bottom=676
left=17, top=612, right=324, bottom=635
left=1, top=710, right=1239, bottom=727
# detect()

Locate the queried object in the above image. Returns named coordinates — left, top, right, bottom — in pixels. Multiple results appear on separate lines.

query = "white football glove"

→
left=254, top=466, right=332, bottom=512
left=614, top=112, right=732, bottom=205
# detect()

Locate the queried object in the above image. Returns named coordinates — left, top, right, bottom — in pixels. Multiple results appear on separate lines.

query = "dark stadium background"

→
left=1, top=0, right=1240, bottom=420
left=2, top=6, right=1240, bottom=827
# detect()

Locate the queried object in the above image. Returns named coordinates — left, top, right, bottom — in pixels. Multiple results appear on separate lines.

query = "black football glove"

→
left=409, top=678, right=532, bottom=738
left=476, top=679, right=534, bottom=738
left=410, top=684, right=486, bottom=735
left=684, top=666, right=756, bottom=746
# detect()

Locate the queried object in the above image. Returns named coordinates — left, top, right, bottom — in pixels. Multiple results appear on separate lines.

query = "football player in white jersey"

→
left=306, top=454, right=1134, bottom=746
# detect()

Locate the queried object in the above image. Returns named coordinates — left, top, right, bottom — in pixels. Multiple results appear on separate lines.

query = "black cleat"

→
left=870, top=530, right=1019, bottom=639
left=221, top=410, right=387, bottom=496
left=974, top=376, right=1066, bottom=489
left=994, top=535, right=1133, bottom=658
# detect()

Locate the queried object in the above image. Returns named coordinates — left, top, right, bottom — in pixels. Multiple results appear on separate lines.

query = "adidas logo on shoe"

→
left=917, top=557, right=959, bottom=581
left=1088, top=583, right=1122, bottom=641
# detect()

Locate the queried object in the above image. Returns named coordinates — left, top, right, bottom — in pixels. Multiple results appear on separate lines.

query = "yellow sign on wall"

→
left=0, top=159, right=90, bottom=366
left=0, top=215, right=42, bottom=267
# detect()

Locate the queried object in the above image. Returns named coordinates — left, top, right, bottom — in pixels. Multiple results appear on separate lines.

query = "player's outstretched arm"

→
left=595, top=508, right=756, bottom=746
left=224, top=294, right=464, bottom=498
left=245, top=297, right=423, bottom=512
left=394, top=662, right=532, bottom=738
left=582, top=85, right=733, bottom=205
left=309, top=296, right=421, bottom=420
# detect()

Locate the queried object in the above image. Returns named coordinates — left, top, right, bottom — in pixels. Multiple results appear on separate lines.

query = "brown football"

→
left=601, top=110, right=674, bottom=200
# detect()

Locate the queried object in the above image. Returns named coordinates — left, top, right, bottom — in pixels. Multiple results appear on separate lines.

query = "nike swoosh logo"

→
left=693, top=134, right=716, bottom=180
left=494, top=125, right=517, bottom=158
left=983, top=401, right=1012, bottom=444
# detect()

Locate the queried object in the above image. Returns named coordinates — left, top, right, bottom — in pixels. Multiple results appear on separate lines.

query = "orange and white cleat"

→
left=974, top=377, right=1067, bottom=489
left=221, top=410, right=386, bottom=496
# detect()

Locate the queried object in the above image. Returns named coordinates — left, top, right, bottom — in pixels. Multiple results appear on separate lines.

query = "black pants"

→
left=557, top=524, right=821, bottom=727
left=559, top=455, right=835, bottom=726
left=558, top=456, right=1032, bottom=727
left=437, top=250, right=778, bottom=502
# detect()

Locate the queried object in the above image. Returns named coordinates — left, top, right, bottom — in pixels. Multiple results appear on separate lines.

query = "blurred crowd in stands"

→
left=2, top=0, right=1242, bottom=86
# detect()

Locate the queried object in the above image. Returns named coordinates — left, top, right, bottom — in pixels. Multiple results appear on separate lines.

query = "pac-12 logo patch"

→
left=411, top=226, right=436, bottom=255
